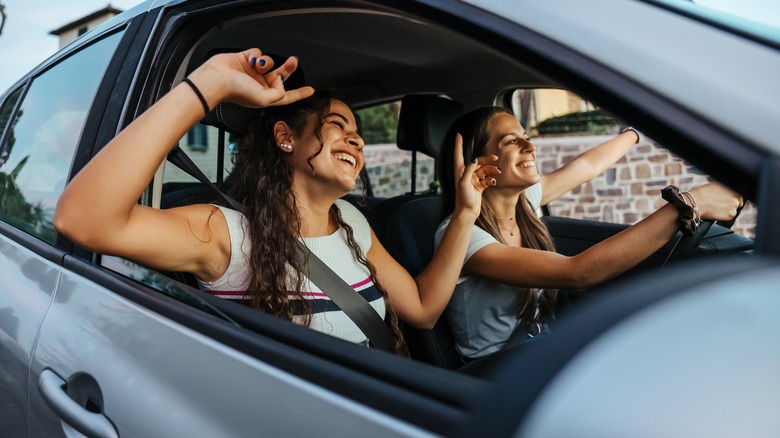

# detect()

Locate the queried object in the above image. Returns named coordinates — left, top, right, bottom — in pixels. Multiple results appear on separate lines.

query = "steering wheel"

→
left=662, top=203, right=744, bottom=266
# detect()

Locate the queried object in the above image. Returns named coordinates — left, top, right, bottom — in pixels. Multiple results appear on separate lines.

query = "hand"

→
left=689, top=182, right=743, bottom=221
left=452, top=133, right=500, bottom=221
left=188, top=48, right=315, bottom=109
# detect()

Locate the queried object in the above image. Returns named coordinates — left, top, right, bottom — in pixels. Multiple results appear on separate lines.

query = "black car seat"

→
left=370, top=94, right=464, bottom=244
left=374, top=94, right=466, bottom=369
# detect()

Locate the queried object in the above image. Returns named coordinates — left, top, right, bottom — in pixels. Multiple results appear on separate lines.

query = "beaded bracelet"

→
left=661, top=185, right=700, bottom=235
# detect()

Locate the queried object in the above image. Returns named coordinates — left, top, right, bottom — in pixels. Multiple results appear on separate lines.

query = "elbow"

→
left=564, top=258, right=602, bottom=290
left=53, top=199, right=98, bottom=250
left=404, top=311, right=440, bottom=330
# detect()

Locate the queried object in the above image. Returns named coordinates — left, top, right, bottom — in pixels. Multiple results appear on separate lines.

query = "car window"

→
left=0, top=32, right=123, bottom=243
left=509, top=88, right=756, bottom=239
left=163, top=124, right=232, bottom=184
left=354, top=100, right=436, bottom=197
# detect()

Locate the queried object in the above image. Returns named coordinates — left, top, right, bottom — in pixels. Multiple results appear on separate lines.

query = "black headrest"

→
left=396, top=94, right=465, bottom=159
left=201, top=52, right=306, bottom=135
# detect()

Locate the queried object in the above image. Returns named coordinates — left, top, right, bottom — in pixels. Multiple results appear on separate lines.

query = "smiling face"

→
left=484, top=112, right=539, bottom=190
left=288, top=99, right=365, bottom=197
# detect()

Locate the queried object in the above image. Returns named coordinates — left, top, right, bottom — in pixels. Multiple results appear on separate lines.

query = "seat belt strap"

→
left=167, top=146, right=395, bottom=352
left=294, top=241, right=394, bottom=351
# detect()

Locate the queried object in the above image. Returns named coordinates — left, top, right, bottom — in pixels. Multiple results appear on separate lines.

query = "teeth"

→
left=518, top=161, right=535, bottom=168
left=334, top=153, right=356, bottom=168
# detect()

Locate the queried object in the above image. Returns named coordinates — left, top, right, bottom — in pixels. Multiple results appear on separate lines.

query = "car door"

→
left=0, top=21, right=130, bottom=436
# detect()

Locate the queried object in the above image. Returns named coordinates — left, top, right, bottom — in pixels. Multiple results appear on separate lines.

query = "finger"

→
left=479, top=177, right=497, bottom=189
left=475, top=164, right=501, bottom=181
left=263, top=86, right=316, bottom=107
left=453, top=133, right=465, bottom=172
left=474, top=154, right=499, bottom=166
left=249, top=55, right=274, bottom=74
left=264, top=56, right=300, bottom=87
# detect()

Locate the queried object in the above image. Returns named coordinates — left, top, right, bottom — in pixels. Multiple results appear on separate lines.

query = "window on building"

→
left=78, top=26, right=88, bottom=36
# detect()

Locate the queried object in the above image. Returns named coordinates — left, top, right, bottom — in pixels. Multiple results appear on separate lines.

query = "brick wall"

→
left=363, top=137, right=756, bottom=239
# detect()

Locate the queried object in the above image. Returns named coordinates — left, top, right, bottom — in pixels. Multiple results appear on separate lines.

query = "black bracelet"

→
left=182, top=78, right=210, bottom=117
left=621, top=126, right=641, bottom=144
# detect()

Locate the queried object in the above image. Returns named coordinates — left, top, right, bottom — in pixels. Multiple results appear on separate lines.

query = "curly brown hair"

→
left=437, top=106, right=558, bottom=334
left=227, top=91, right=407, bottom=355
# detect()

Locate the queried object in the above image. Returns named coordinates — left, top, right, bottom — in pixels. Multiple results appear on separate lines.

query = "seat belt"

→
left=167, top=146, right=395, bottom=352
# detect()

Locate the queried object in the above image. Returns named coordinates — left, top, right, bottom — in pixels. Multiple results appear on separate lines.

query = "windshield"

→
left=658, top=0, right=780, bottom=44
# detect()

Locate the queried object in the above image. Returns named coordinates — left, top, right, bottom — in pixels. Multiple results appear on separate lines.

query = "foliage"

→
left=356, top=102, right=400, bottom=145
left=535, top=108, right=619, bottom=136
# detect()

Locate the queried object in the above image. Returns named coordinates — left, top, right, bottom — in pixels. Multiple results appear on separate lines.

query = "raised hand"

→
left=452, top=133, right=500, bottom=221
left=188, top=48, right=315, bottom=110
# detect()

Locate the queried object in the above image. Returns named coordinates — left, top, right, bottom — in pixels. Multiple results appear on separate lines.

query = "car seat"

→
left=375, top=94, right=466, bottom=369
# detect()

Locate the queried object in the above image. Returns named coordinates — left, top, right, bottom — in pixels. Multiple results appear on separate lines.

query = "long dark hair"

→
left=437, top=107, right=558, bottom=331
left=228, top=91, right=406, bottom=354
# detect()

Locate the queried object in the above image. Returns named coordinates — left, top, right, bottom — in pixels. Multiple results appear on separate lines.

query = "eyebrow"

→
left=325, top=112, right=351, bottom=124
left=499, top=131, right=528, bottom=141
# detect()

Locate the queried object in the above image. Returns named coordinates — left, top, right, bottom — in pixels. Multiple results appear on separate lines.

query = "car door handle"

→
left=38, top=369, right=119, bottom=438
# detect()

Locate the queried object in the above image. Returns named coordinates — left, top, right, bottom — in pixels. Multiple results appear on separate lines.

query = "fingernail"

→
left=281, top=75, right=285, bottom=84
left=259, top=58, right=266, bottom=67
left=251, top=57, right=257, bottom=66
left=492, top=179, right=497, bottom=186
left=470, top=155, right=477, bottom=163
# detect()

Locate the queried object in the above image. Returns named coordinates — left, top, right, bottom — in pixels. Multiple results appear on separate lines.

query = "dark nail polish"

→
left=251, top=57, right=256, bottom=66
left=281, top=75, right=285, bottom=84
left=471, top=156, right=477, bottom=163
left=259, top=58, right=266, bottom=67
left=492, top=179, right=497, bottom=186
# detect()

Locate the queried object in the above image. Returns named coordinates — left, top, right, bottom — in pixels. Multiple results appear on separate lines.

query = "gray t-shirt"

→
left=434, top=182, right=542, bottom=359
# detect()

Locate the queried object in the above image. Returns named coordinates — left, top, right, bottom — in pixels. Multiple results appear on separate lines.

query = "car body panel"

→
left=0, top=233, right=60, bottom=437
left=518, top=267, right=780, bottom=437
left=28, top=258, right=431, bottom=437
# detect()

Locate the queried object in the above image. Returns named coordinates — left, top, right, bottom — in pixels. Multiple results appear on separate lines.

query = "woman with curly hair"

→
left=55, top=49, right=499, bottom=354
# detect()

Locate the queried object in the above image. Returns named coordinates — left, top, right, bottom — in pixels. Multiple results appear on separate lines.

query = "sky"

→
left=0, top=0, right=778, bottom=93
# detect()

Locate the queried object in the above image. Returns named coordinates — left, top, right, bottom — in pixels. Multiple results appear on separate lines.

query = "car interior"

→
left=115, top=2, right=754, bottom=375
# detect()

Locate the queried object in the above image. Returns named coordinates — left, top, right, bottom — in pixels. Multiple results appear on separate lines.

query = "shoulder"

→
left=524, top=182, right=542, bottom=210
left=335, top=199, right=368, bottom=226
left=335, top=199, right=372, bottom=250
left=435, top=216, right=498, bottom=262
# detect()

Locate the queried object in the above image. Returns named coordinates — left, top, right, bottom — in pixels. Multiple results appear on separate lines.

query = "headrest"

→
left=201, top=52, right=306, bottom=135
left=396, top=94, right=465, bottom=159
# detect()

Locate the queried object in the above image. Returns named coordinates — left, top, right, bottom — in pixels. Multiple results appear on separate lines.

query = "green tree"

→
left=356, top=102, right=400, bottom=145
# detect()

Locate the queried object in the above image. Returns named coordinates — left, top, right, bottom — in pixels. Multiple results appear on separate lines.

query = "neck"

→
left=291, top=181, right=340, bottom=238
left=484, top=188, right=519, bottom=222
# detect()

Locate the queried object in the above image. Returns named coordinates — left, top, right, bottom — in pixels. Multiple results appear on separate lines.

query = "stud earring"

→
left=280, top=143, right=293, bottom=152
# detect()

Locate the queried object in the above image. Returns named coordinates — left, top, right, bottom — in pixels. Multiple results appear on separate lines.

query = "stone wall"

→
left=363, top=144, right=436, bottom=197
left=533, top=135, right=756, bottom=239
left=363, top=137, right=756, bottom=239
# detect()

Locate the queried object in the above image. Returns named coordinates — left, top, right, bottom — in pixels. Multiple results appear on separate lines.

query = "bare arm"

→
left=370, top=135, right=500, bottom=329
left=54, top=49, right=314, bottom=281
left=466, top=183, right=741, bottom=290
left=540, top=129, right=638, bottom=205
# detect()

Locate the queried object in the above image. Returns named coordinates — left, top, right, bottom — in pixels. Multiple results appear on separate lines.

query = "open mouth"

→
left=334, top=152, right=357, bottom=168
left=517, top=160, right=536, bottom=168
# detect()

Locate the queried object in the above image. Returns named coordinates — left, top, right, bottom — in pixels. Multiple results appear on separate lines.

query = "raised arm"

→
left=369, top=135, right=500, bottom=329
left=466, top=183, right=741, bottom=290
left=54, top=49, right=314, bottom=281
left=540, top=128, right=639, bottom=205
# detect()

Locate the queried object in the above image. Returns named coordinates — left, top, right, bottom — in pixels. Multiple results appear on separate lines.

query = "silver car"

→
left=1, top=0, right=778, bottom=436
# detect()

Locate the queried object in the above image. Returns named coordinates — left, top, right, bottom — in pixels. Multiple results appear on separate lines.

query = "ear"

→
left=273, top=121, right=294, bottom=152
